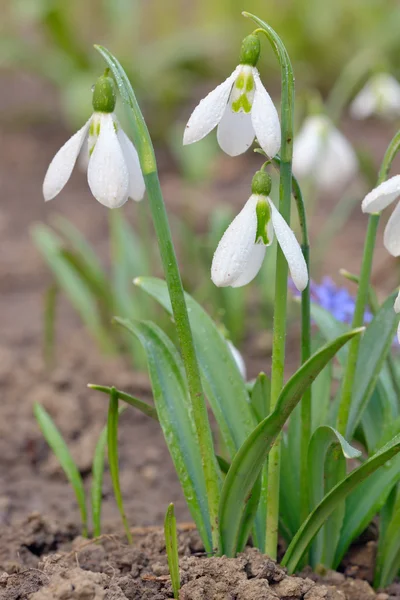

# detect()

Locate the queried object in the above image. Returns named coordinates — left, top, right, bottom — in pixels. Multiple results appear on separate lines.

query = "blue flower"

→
left=289, top=276, right=373, bottom=325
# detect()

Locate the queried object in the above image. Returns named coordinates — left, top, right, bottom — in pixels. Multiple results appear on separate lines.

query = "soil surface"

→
left=0, top=514, right=397, bottom=600
left=1, top=74, right=400, bottom=598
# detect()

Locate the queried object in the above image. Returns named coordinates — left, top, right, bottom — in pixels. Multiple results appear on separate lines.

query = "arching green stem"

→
left=94, top=45, right=221, bottom=552
left=337, top=129, right=400, bottom=436
left=244, top=12, right=295, bottom=559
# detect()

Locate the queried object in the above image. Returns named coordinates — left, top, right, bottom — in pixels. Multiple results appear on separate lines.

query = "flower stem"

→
left=244, top=12, right=295, bottom=559
left=95, top=45, right=221, bottom=552
left=337, top=129, right=400, bottom=436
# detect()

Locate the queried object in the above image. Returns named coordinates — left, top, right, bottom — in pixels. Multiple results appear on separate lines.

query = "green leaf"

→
left=334, top=453, right=400, bottom=567
left=34, top=403, right=88, bottom=537
left=88, top=384, right=158, bottom=421
left=164, top=503, right=180, bottom=599
left=250, top=372, right=271, bottom=423
left=115, top=317, right=214, bottom=552
left=91, top=405, right=126, bottom=538
left=310, top=304, right=348, bottom=366
left=218, top=328, right=363, bottom=557
left=347, top=293, right=399, bottom=437
left=43, top=283, right=58, bottom=369
left=134, top=277, right=257, bottom=459
left=32, top=224, right=113, bottom=352
left=375, top=484, right=400, bottom=588
left=308, top=426, right=361, bottom=568
left=107, top=389, right=132, bottom=543
left=282, top=433, right=400, bottom=573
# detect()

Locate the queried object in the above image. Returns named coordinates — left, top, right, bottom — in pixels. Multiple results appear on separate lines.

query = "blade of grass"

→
left=107, top=388, right=132, bottom=543
left=88, top=384, right=158, bottom=421
left=34, top=403, right=88, bottom=537
left=164, top=503, right=180, bottom=599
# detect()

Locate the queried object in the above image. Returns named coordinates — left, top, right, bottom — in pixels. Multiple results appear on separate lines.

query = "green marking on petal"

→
left=231, top=70, right=255, bottom=114
left=255, top=197, right=272, bottom=245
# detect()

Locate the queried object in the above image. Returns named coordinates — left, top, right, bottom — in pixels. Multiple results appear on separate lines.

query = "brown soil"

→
left=1, top=514, right=396, bottom=600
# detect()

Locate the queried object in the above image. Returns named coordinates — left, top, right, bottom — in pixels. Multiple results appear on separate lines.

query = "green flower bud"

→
left=255, top=197, right=272, bottom=245
left=251, top=170, right=272, bottom=196
left=239, top=34, right=261, bottom=67
left=92, top=72, right=116, bottom=113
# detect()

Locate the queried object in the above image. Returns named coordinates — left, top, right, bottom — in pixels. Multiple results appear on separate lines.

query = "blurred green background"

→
left=3, top=0, right=400, bottom=132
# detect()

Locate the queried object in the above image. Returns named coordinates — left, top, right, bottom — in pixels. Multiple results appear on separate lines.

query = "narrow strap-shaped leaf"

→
left=34, top=403, right=88, bottom=537
left=32, top=225, right=113, bottom=352
left=164, top=503, right=180, bottom=599
left=134, top=277, right=257, bottom=458
left=107, top=389, right=132, bottom=543
left=218, top=328, right=363, bottom=556
left=375, top=484, right=400, bottom=588
left=308, top=426, right=361, bottom=568
left=347, top=293, right=399, bottom=437
left=88, top=384, right=158, bottom=421
left=310, top=304, right=348, bottom=366
left=115, top=317, right=214, bottom=552
left=91, top=405, right=126, bottom=538
left=250, top=372, right=271, bottom=423
left=282, top=434, right=400, bottom=573
left=334, top=453, right=400, bottom=567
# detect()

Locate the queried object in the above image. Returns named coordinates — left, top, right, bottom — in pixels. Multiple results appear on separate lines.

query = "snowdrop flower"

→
left=226, top=340, right=247, bottom=379
left=211, top=170, right=308, bottom=291
left=394, top=291, right=400, bottom=343
left=350, top=73, right=400, bottom=120
left=361, top=175, right=400, bottom=256
left=43, top=72, right=145, bottom=208
left=292, top=115, right=357, bottom=194
left=183, top=34, right=281, bottom=158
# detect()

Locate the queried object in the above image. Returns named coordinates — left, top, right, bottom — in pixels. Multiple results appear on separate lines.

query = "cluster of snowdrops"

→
left=37, top=12, right=400, bottom=591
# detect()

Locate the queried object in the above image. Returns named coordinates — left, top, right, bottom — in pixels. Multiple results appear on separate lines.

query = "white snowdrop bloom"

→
left=394, top=290, right=400, bottom=344
left=211, top=171, right=308, bottom=291
left=43, top=73, right=145, bottom=209
left=183, top=34, right=281, bottom=158
left=361, top=175, right=400, bottom=256
left=226, top=340, right=247, bottom=379
left=350, top=73, right=400, bottom=120
left=292, top=115, right=357, bottom=194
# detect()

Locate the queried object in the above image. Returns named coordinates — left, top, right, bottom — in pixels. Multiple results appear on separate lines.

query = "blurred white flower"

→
left=394, top=290, right=400, bottom=343
left=211, top=178, right=308, bottom=291
left=183, top=59, right=280, bottom=157
left=226, top=340, right=247, bottom=379
left=43, top=113, right=145, bottom=209
left=350, top=73, right=400, bottom=120
left=362, top=175, right=400, bottom=256
left=292, top=115, right=358, bottom=193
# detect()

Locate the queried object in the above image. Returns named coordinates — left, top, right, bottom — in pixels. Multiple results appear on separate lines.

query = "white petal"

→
left=183, top=66, right=241, bottom=145
left=227, top=340, right=247, bottom=379
left=384, top=201, right=400, bottom=256
left=350, top=84, right=377, bottom=120
left=394, top=290, right=400, bottom=314
left=251, top=68, right=281, bottom=158
left=211, top=195, right=264, bottom=287
left=87, top=114, right=129, bottom=209
left=217, top=107, right=255, bottom=156
left=268, top=199, right=308, bottom=292
left=362, top=175, right=400, bottom=214
left=230, top=244, right=266, bottom=287
left=292, top=117, right=323, bottom=178
left=316, top=126, right=358, bottom=192
left=117, top=128, right=145, bottom=201
left=43, top=118, right=91, bottom=201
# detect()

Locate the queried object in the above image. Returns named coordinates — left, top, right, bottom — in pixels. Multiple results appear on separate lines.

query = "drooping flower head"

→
left=183, top=34, right=281, bottom=158
left=43, top=71, right=145, bottom=208
left=292, top=115, right=358, bottom=194
left=350, top=73, right=400, bottom=120
left=211, top=170, right=308, bottom=291
left=361, top=175, right=400, bottom=256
